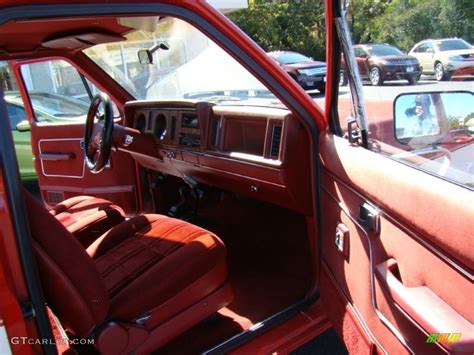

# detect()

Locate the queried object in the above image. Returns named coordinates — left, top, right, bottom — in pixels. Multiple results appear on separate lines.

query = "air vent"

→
left=134, top=113, right=147, bottom=133
left=212, top=117, right=221, bottom=147
left=170, top=116, right=177, bottom=140
left=270, top=125, right=282, bottom=158
left=154, top=113, right=167, bottom=141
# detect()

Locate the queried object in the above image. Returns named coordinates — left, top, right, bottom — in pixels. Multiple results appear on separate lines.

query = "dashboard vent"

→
left=135, top=113, right=147, bottom=133
left=270, top=125, right=282, bottom=158
left=212, top=117, right=221, bottom=147
left=170, top=116, right=177, bottom=140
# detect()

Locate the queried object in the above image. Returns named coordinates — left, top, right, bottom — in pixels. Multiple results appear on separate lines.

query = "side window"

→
left=336, top=2, right=473, bottom=189
left=7, top=103, right=26, bottom=129
left=20, top=60, right=115, bottom=124
left=1, top=63, right=25, bottom=129
left=414, top=44, right=426, bottom=53
left=354, top=48, right=365, bottom=57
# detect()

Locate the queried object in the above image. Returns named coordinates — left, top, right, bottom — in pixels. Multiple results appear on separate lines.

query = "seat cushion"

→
left=87, top=214, right=228, bottom=324
left=50, top=196, right=125, bottom=247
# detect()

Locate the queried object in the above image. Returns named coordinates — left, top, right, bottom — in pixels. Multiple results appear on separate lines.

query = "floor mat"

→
left=157, top=194, right=313, bottom=354
left=290, top=328, right=348, bottom=355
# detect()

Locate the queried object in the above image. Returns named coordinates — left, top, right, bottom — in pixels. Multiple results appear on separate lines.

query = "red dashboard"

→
left=118, top=100, right=313, bottom=215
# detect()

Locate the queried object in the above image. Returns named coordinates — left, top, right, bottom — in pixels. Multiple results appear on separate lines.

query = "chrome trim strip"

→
left=322, top=262, right=385, bottom=353
left=38, top=138, right=85, bottom=179
left=322, top=184, right=413, bottom=353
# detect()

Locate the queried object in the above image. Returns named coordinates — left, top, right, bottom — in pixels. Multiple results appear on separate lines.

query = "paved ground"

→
left=342, top=77, right=474, bottom=102
left=310, top=76, right=473, bottom=104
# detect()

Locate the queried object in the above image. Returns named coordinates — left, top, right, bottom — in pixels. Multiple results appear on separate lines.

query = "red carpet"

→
left=158, top=193, right=313, bottom=354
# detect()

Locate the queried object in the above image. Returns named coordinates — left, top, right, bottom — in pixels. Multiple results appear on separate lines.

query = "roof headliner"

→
left=0, top=15, right=133, bottom=55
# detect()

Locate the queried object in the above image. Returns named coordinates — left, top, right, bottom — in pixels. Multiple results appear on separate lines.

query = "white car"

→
left=409, top=38, right=474, bottom=81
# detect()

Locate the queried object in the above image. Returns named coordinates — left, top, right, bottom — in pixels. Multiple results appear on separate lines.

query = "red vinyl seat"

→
left=49, top=196, right=125, bottom=247
left=24, top=192, right=232, bottom=354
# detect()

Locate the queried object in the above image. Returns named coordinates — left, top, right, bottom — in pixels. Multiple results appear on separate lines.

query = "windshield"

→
left=435, top=39, right=472, bottom=51
left=273, top=52, right=311, bottom=64
left=84, top=17, right=275, bottom=104
left=367, top=45, right=403, bottom=56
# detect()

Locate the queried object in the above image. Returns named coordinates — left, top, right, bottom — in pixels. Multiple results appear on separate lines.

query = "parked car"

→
left=4, top=91, right=89, bottom=180
left=409, top=38, right=474, bottom=81
left=341, top=43, right=421, bottom=86
left=6, top=91, right=89, bottom=122
left=267, top=51, right=326, bottom=93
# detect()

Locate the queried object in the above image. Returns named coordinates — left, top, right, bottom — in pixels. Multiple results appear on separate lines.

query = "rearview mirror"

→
left=16, top=120, right=31, bottom=132
left=137, top=41, right=170, bottom=64
left=394, top=91, right=474, bottom=145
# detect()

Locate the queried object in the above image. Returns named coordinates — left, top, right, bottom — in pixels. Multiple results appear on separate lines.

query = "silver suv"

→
left=409, top=38, right=474, bottom=81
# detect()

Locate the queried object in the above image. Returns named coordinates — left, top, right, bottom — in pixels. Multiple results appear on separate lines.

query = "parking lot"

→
left=349, top=77, right=473, bottom=101
left=312, top=77, right=474, bottom=107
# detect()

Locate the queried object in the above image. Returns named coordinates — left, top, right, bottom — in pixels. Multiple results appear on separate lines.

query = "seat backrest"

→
left=23, top=191, right=110, bottom=336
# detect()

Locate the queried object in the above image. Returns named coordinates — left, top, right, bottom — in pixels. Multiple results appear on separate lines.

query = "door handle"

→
left=39, top=153, right=75, bottom=161
left=376, top=259, right=472, bottom=352
left=358, top=202, right=379, bottom=233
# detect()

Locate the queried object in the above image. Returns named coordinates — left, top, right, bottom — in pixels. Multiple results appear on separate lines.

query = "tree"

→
left=228, top=0, right=326, bottom=60
left=228, top=0, right=472, bottom=59
left=348, top=0, right=391, bottom=44
left=353, top=0, right=473, bottom=51
left=438, top=0, right=474, bottom=41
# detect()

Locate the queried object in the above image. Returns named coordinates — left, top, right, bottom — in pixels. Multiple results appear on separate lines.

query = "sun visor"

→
left=42, top=32, right=125, bottom=50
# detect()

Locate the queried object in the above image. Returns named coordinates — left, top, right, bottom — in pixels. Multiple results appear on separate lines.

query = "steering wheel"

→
left=83, top=93, right=114, bottom=173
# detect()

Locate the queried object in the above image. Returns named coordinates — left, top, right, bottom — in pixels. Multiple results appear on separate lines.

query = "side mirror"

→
left=16, top=120, right=31, bottom=132
left=394, top=91, right=474, bottom=145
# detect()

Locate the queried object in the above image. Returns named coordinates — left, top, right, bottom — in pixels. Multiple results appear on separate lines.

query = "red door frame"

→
left=0, top=182, right=37, bottom=355
left=0, top=0, right=335, bottom=353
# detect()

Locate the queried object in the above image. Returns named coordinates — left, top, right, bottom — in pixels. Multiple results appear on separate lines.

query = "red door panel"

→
left=31, top=122, right=138, bottom=214
left=319, top=133, right=473, bottom=354
left=38, top=138, right=84, bottom=177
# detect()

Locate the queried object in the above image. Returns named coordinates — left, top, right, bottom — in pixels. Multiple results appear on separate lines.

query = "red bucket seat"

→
left=49, top=195, right=125, bottom=247
left=24, top=192, right=232, bottom=354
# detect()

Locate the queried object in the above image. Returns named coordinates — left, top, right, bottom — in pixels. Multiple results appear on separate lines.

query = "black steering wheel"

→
left=83, top=93, right=114, bottom=173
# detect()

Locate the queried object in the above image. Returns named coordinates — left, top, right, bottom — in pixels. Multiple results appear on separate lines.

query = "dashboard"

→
left=132, top=104, right=201, bottom=149
left=122, top=100, right=312, bottom=214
